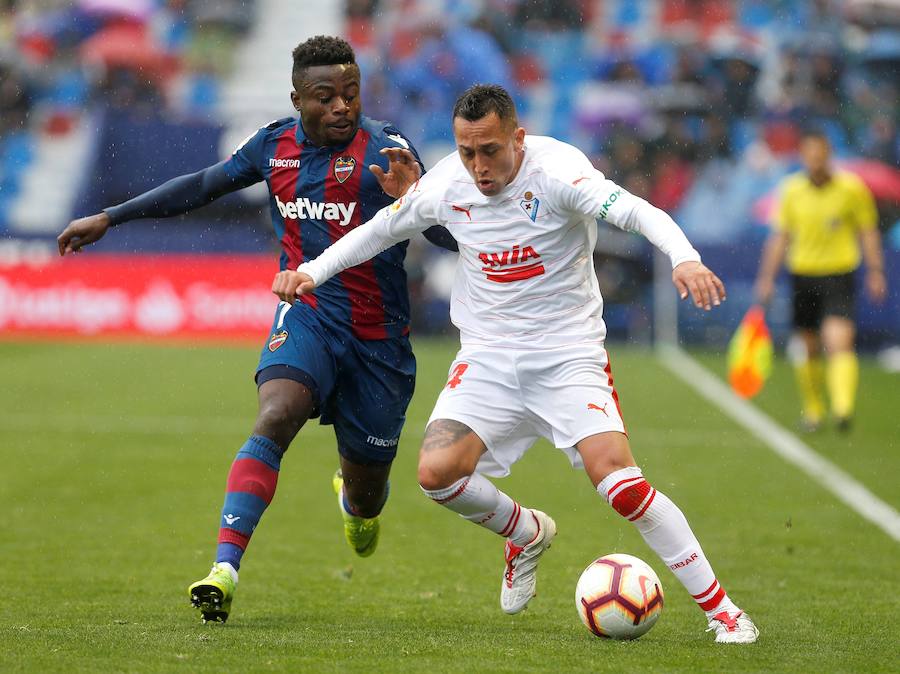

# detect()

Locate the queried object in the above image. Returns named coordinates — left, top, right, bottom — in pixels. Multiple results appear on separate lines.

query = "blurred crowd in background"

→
left=350, top=0, right=899, bottom=244
left=0, top=0, right=898, bottom=344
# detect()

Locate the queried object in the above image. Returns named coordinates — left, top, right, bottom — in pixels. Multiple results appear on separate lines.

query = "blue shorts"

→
left=255, top=301, right=416, bottom=465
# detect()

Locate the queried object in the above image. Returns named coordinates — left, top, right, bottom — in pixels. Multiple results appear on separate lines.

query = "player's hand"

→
left=57, top=212, right=111, bottom=256
left=753, top=277, right=775, bottom=305
left=272, top=270, right=315, bottom=303
left=673, top=261, right=726, bottom=311
left=370, top=148, right=421, bottom=198
left=865, top=269, right=887, bottom=304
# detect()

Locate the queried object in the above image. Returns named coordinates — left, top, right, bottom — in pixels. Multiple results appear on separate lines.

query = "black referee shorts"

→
left=791, top=272, right=856, bottom=330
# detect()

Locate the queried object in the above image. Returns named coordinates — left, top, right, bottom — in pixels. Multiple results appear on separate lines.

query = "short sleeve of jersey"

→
left=222, top=125, right=268, bottom=185
left=848, top=174, right=878, bottom=231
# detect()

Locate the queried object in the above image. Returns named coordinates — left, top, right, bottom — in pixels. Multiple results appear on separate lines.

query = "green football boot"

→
left=188, top=563, right=237, bottom=623
left=333, top=469, right=380, bottom=557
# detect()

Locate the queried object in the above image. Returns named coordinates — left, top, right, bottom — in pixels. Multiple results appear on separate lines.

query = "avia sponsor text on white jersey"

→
left=275, top=195, right=356, bottom=227
left=300, top=135, right=699, bottom=350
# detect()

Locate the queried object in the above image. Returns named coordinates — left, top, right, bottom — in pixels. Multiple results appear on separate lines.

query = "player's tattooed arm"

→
left=421, top=420, right=475, bottom=451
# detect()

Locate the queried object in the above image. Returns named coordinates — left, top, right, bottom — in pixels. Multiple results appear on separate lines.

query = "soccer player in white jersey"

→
left=272, top=84, right=758, bottom=644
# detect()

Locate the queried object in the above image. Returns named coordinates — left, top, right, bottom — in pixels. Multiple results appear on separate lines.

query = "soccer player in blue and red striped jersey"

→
left=57, top=35, right=457, bottom=624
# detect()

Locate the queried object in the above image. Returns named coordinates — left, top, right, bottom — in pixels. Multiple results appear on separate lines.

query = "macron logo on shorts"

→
left=275, top=195, right=356, bottom=227
left=366, top=435, right=399, bottom=447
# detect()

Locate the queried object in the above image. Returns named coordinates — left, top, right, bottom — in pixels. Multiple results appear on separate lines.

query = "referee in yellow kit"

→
left=754, top=130, right=887, bottom=432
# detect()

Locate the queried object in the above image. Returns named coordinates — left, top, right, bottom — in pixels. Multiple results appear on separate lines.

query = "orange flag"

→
left=727, top=305, right=773, bottom=398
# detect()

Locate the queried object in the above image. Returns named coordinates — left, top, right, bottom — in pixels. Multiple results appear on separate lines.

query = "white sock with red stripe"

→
left=597, top=466, right=739, bottom=619
left=422, top=473, right=538, bottom=546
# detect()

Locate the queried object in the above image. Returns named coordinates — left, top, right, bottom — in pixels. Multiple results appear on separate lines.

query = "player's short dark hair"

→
left=292, top=35, right=356, bottom=81
left=799, top=128, right=830, bottom=146
left=452, top=84, right=518, bottom=128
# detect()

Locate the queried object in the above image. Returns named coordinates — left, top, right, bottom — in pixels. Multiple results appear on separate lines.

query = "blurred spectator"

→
left=0, top=59, right=31, bottom=139
left=514, top=0, right=582, bottom=31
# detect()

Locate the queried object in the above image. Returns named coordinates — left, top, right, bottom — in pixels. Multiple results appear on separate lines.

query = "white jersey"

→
left=299, top=135, right=700, bottom=349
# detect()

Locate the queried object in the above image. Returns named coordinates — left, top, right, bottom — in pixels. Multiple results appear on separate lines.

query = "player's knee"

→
left=417, top=459, right=462, bottom=492
left=254, top=398, right=308, bottom=448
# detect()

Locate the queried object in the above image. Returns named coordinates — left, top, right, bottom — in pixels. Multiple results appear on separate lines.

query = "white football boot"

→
left=499, top=510, right=557, bottom=614
left=707, top=610, right=759, bottom=644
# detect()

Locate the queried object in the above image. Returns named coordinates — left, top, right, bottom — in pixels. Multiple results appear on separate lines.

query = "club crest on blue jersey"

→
left=268, top=330, right=288, bottom=352
left=334, top=156, right=356, bottom=184
left=520, top=191, right=540, bottom=222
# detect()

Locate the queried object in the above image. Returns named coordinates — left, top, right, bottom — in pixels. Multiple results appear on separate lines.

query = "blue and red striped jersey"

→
left=223, top=116, right=419, bottom=340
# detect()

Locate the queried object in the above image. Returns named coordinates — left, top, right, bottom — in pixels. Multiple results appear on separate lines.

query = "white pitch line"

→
left=658, top=344, right=900, bottom=543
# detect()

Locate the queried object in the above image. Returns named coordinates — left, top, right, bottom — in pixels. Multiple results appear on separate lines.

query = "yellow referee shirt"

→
left=774, top=170, right=878, bottom=276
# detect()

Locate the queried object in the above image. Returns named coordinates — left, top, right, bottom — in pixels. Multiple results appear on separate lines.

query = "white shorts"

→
left=428, top=342, right=626, bottom=477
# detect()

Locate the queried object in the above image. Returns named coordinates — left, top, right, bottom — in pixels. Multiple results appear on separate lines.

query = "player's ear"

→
left=514, top=126, right=526, bottom=150
left=290, top=90, right=301, bottom=112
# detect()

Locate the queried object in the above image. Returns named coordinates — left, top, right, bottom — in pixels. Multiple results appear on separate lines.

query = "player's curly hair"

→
left=452, top=84, right=518, bottom=128
left=292, top=35, right=356, bottom=80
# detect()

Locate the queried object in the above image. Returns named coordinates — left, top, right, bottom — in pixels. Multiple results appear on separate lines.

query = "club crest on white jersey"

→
left=519, top=190, right=540, bottom=222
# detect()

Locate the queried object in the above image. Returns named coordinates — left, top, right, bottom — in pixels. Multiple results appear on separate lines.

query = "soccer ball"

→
left=575, top=553, right=664, bottom=640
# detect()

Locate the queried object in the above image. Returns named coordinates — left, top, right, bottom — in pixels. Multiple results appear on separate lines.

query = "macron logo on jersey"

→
left=269, top=157, right=300, bottom=168
left=478, top=244, right=545, bottom=283
left=275, top=195, right=356, bottom=227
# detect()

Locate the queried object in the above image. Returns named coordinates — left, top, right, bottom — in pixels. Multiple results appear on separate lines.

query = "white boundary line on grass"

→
left=658, top=344, right=900, bottom=543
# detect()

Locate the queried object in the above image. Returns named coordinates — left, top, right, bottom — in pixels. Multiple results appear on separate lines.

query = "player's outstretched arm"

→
left=279, top=179, right=441, bottom=298
left=57, top=162, right=253, bottom=256
left=672, top=261, right=726, bottom=311
left=369, top=147, right=457, bottom=252
left=562, top=169, right=722, bottom=310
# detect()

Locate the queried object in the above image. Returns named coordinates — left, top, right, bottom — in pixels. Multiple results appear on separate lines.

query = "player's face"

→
left=800, top=137, right=831, bottom=178
left=291, top=63, right=362, bottom=146
left=453, top=112, right=526, bottom=196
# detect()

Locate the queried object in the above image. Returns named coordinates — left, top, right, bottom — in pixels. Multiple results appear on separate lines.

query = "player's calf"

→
left=422, top=472, right=555, bottom=614
left=597, top=466, right=757, bottom=642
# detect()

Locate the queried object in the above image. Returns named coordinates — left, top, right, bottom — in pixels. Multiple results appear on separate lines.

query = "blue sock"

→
left=215, top=435, right=284, bottom=571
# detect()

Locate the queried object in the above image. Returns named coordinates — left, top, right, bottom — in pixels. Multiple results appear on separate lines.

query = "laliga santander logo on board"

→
left=134, top=281, right=185, bottom=333
left=0, top=255, right=277, bottom=340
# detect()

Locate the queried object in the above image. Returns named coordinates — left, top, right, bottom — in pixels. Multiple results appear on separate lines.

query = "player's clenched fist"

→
left=272, top=270, right=316, bottom=303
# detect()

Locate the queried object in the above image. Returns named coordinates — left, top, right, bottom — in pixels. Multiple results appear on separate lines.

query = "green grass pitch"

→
left=1, top=338, right=897, bottom=672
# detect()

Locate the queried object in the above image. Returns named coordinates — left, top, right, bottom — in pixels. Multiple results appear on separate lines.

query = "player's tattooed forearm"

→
left=422, top=419, right=473, bottom=451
